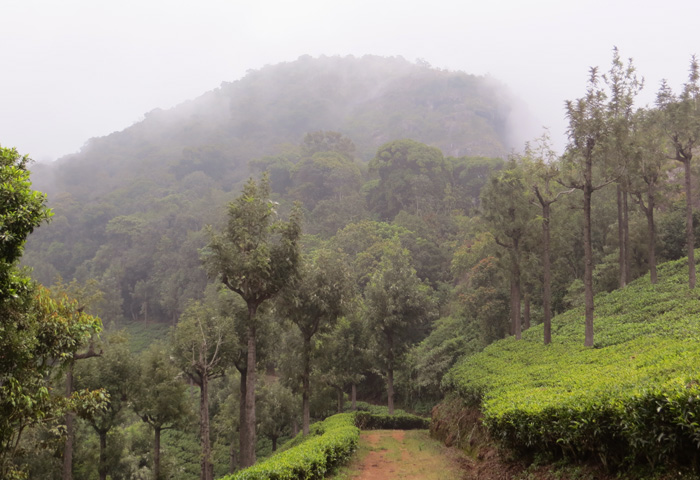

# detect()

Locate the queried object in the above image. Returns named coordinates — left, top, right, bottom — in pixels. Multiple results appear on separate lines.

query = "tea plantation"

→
left=442, top=255, right=700, bottom=468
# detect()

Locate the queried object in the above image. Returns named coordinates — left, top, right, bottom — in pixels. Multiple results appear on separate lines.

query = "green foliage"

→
left=353, top=412, right=429, bottom=430
left=443, top=254, right=700, bottom=468
left=221, top=413, right=359, bottom=480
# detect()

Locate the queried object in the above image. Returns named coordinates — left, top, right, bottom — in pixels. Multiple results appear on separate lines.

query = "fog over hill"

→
left=31, top=55, right=528, bottom=198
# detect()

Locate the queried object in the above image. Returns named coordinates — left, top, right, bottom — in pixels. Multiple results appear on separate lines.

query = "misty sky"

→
left=2, top=0, right=698, bottom=162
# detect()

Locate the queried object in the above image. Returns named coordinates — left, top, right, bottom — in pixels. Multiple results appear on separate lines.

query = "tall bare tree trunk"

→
left=647, top=185, right=658, bottom=284
left=386, top=335, right=395, bottom=415
left=98, top=431, right=108, bottom=480
left=337, top=387, right=344, bottom=413
left=684, top=159, right=696, bottom=289
left=242, top=317, right=257, bottom=467
left=617, top=185, right=627, bottom=288
left=623, top=188, right=631, bottom=284
left=302, top=337, right=311, bottom=436
left=351, top=384, right=357, bottom=411
left=154, top=426, right=161, bottom=480
left=511, top=247, right=522, bottom=340
left=542, top=203, right=553, bottom=345
left=238, top=368, right=246, bottom=471
left=199, top=374, right=213, bottom=480
left=522, top=293, right=531, bottom=331
left=583, top=182, right=595, bottom=347
left=63, top=367, right=74, bottom=480
left=229, top=441, right=236, bottom=474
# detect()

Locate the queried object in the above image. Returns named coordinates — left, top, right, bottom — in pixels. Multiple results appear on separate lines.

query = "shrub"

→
left=442, top=254, right=700, bottom=468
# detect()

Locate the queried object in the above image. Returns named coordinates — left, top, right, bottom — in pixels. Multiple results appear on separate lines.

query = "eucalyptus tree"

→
left=172, top=300, right=237, bottom=480
left=523, top=133, right=574, bottom=344
left=560, top=68, right=616, bottom=347
left=481, top=158, right=534, bottom=340
left=202, top=174, right=302, bottom=467
left=132, top=342, right=191, bottom=480
left=277, top=249, right=351, bottom=435
left=74, top=334, right=138, bottom=480
left=656, top=56, right=700, bottom=288
left=603, top=47, right=643, bottom=288
left=364, top=240, right=436, bottom=414
left=629, top=108, right=671, bottom=285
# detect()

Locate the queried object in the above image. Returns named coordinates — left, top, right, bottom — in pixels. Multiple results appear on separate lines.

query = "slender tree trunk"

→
left=302, top=337, right=311, bottom=436
left=522, top=293, right=531, bottom=330
left=542, top=203, right=553, bottom=345
left=238, top=367, right=247, bottom=471
left=511, top=247, right=522, bottom=340
left=623, top=188, right=631, bottom=284
left=292, top=418, right=299, bottom=437
left=98, top=431, right=108, bottom=480
left=154, top=426, right=161, bottom=480
left=617, top=185, right=627, bottom=287
left=199, top=374, right=213, bottom=480
left=386, top=335, right=395, bottom=415
left=337, top=387, right=344, bottom=413
left=229, top=440, right=236, bottom=474
left=583, top=182, right=595, bottom=347
left=351, top=384, right=357, bottom=410
left=242, top=314, right=257, bottom=467
left=684, top=158, right=696, bottom=289
left=647, top=185, right=658, bottom=284
left=63, top=366, right=74, bottom=480
left=272, top=437, right=278, bottom=452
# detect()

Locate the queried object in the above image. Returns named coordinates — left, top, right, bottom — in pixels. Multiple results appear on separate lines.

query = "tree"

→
left=201, top=174, right=301, bottom=467
left=656, top=56, right=700, bottom=288
left=256, top=382, right=295, bottom=452
left=481, top=158, right=534, bottom=340
left=74, top=334, right=138, bottom=480
left=277, top=249, right=350, bottom=434
left=603, top=47, right=643, bottom=288
left=367, top=139, right=449, bottom=219
left=523, top=133, right=574, bottom=344
left=364, top=240, right=436, bottom=414
left=172, top=300, right=236, bottom=480
left=0, top=146, right=104, bottom=480
left=560, top=68, right=615, bottom=347
left=132, top=342, right=191, bottom=480
left=629, top=108, right=671, bottom=285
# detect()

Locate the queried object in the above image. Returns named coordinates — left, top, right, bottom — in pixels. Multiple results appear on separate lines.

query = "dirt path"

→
left=331, top=430, right=465, bottom=480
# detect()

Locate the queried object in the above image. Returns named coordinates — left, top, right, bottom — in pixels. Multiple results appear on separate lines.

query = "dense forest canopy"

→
left=5, top=51, right=700, bottom=479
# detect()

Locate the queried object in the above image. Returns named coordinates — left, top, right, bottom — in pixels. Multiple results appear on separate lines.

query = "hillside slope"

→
left=442, top=254, right=700, bottom=470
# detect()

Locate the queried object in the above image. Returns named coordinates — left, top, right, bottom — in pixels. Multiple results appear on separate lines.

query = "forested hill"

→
left=23, top=54, right=521, bottom=325
left=32, top=55, right=520, bottom=201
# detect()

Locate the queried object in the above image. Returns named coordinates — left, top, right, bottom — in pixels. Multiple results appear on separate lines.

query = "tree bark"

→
left=302, top=337, right=311, bottom=436
left=238, top=368, right=247, bottom=471
left=583, top=181, right=595, bottom=347
left=511, top=246, right=522, bottom=340
left=351, top=384, right=357, bottom=410
left=386, top=335, right=395, bottom=415
left=229, top=441, right=236, bottom=474
left=242, top=317, right=257, bottom=467
left=98, top=431, right=108, bottom=480
left=522, top=293, right=531, bottom=331
left=199, top=374, right=213, bottom=480
left=63, top=367, right=74, bottom=480
left=272, top=437, right=278, bottom=452
left=154, top=426, right=161, bottom=480
left=542, top=202, right=553, bottom=345
left=647, top=185, right=658, bottom=284
left=684, top=158, right=696, bottom=289
left=337, top=387, right=344, bottom=413
left=623, top=188, right=631, bottom=284
left=617, top=185, right=627, bottom=288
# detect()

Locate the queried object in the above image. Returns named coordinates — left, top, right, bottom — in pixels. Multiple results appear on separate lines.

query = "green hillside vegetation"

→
left=444, top=254, right=700, bottom=469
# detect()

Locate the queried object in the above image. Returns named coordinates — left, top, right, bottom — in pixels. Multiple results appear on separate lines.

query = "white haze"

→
left=1, top=0, right=698, bottom=162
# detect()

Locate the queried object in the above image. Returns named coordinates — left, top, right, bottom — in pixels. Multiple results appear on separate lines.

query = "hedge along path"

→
left=331, top=429, right=465, bottom=480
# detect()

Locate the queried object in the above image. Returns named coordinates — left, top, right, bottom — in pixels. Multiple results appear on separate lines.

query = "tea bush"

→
left=443, top=255, right=700, bottom=467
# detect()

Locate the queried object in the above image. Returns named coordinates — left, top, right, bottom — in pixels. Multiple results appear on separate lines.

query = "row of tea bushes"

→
left=443, top=256, right=700, bottom=467
left=221, top=414, right=359, bottom=480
